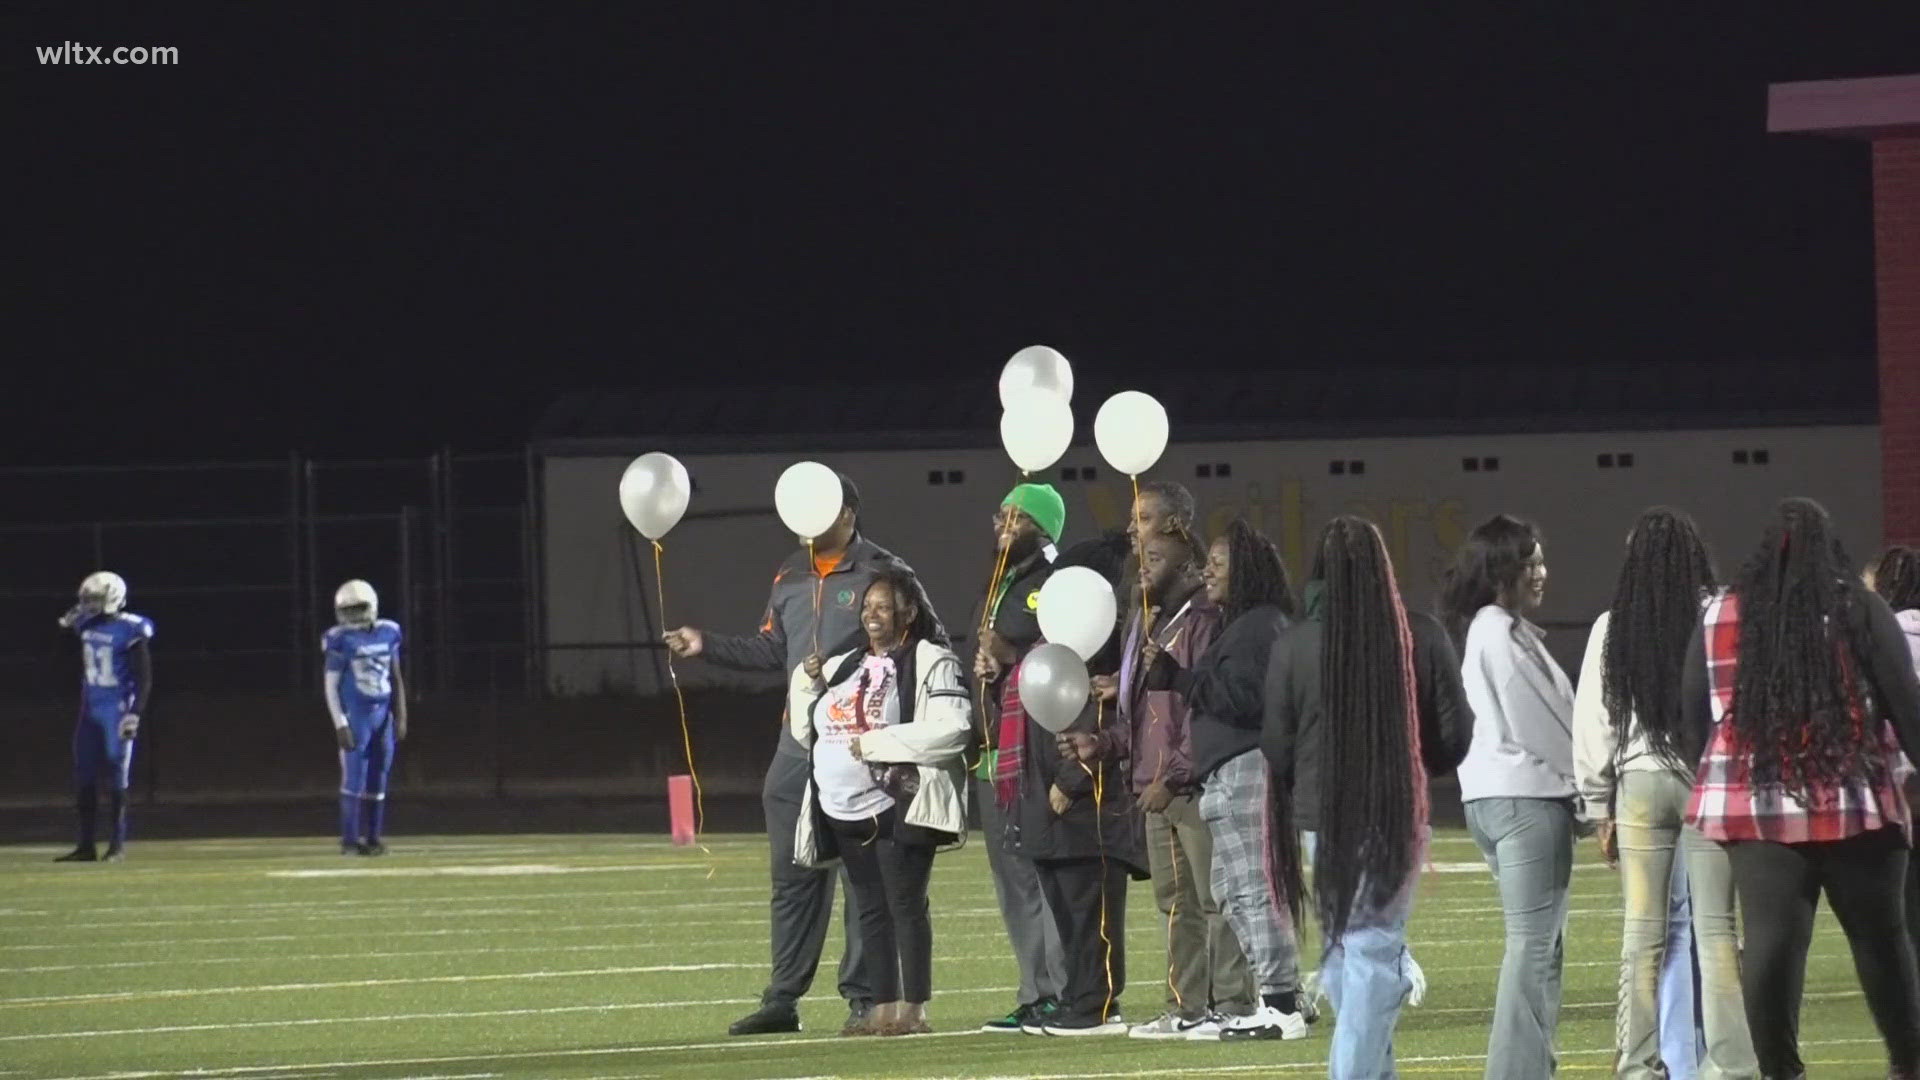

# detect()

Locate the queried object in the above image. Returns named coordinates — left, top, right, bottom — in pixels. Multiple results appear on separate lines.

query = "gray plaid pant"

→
left=1198, top=749, right=1301, bottom=997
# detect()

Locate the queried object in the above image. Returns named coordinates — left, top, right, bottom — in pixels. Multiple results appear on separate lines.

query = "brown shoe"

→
left=879, top=1018, right=932, bottom=1037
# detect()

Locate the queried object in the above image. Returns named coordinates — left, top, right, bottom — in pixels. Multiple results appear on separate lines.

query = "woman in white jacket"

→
left=789, top=566, right=971, bottom=1037
left=1573, top=509, right=1754, bottom=1080
left=1443, top=513, right=1578, bottom=1080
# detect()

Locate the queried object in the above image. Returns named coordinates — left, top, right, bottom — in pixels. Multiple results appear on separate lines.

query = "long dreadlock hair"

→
left=1217, top=517, right=1295, bottom=626
left=1869, top=546, right=1920, bottom=612
left=1439, top=513, right=1541, bottom=647
left=1312, top=516, right=1426, bottom=941
left=1600, top=508, right=1717, bottom=766
left=1728, top=497, right=1881, bottom=795
left=1211, top=517, right=1305, bottom=926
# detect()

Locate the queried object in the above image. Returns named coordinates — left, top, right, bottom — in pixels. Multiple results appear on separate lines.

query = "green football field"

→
left=0, top=831, right=1894, bottom=1079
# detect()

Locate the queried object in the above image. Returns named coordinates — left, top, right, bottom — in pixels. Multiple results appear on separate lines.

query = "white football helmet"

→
left=77, top=571, right=128, bottom=616
left=334, top=579, right=378, bottom=627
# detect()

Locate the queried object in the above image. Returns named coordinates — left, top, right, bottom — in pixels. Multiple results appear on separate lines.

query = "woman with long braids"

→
left=1443, top=513, right=1578, bottom=1080
left=1867, top=544, right=1920, bottom=957
left=1133, top=517, right=1313, bottom=1040
left=1573, top=508, right=1755, bottom=1079
left=1263, top=516, right=1472, bottom=1077
left=1685, top=499, right=1920, bottom=1079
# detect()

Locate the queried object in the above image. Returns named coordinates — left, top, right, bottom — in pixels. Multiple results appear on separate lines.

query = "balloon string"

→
left=808, top=538, right=823, bottom=660
left=652, top=540, right=708, bottom=851
left=1089, top=698, right=1116, bottom=1023
left=975, top=487, right=1020, bottom=755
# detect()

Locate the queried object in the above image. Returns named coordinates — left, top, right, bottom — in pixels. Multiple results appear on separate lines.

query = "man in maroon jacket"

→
left=1095, top=521, right=1255, bottom=1039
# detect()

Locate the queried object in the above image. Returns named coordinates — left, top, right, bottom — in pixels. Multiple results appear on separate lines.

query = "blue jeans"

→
left=1465, top=797, right=1574, bottom=1080
left=1305, top=830, right=1421, bottom=1079
left=1658, top=856, right=1705, bottom=1080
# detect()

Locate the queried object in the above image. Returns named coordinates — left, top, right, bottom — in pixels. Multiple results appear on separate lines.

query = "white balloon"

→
left=618, top=452, right=692, bottom=540
left=1037, top=566, right=1118, bottom=662
left=774, top=461, right=843, bottom=540
left=1094, top=390, right=1170, bottom=477
left=1017, top=643, right=1092, bottom=734
left=998, top=345, right=1074, bottom=408
left=999, top=394, right=1074, bottom=474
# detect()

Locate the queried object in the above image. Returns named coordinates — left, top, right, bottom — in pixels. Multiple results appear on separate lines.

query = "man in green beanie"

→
left=970, top=482, right=1070, bottom=1031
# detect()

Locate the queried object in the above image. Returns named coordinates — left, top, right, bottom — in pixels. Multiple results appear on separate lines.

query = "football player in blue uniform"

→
left=56, top=571, right=154, bottom=863
left=323, top=579, right=407, bottom=855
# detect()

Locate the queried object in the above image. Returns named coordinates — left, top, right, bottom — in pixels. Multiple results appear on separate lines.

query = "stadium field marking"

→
left=0, top=944, right=1065, bottom=976
left=0, top=963, right=766, bottom=1007
left=0, top=884, right=1622, bottom=925
left=0, top=902, right=1597, bottom=950
left=263, top=863, right=707, bottom=878
left=30, top=1028, right=986, bottom=1080
left=0, top=884, right=766, bottom=917
left=0, top=941, right=1651, bottom=976
left=26, top=1034, right=1889, bottom=1080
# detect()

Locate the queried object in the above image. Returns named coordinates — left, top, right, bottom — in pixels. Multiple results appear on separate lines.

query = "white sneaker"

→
left=1405, top=953, right=1427, bottom=1007
left=1128, top=1012, right=1207, bottom=1040
left=1218, top=1004, right=1309, bottom=1041
left=1042, top=1014, right=1128, bottom=1037
left=1183, top=1013, right=1229, bottom=1041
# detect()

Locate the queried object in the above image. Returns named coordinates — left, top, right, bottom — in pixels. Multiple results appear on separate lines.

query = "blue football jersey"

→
left=75, top=612, right=154, bottom=712
left=324, top=620, right=404, bottom=713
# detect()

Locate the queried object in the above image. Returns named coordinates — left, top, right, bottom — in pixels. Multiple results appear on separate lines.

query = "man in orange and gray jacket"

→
left=1095, top=498, right=1255, bottom=1039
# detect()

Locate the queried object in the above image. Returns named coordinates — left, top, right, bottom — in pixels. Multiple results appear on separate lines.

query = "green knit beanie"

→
left=1001, top=482, right=1067, bottom=542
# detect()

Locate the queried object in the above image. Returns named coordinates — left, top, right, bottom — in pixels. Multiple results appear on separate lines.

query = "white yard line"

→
left=0, top=884, right=765, bottom=918
left=28, top=1034, right=1893, bottom=1080
left=0, top=964, right=759, bottom=1008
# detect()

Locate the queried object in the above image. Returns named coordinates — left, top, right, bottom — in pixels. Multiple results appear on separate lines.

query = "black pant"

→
left=1907, top=848, right=1920, bottom=973
left=1035, top=856, right=1130, bottom=1024
left=1727, top=827, right=1920, bottom=1077
left=763, top=752, right=867, bottom=1007
left=826, top=807, right=936, bottom=1004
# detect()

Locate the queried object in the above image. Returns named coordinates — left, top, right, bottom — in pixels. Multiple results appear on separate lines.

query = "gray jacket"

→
left=1456, top=604, right=1577, bottom=801
left=702, top=534, right=944, bottom=758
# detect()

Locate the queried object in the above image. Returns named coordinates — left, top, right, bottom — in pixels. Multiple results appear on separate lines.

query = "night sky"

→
left=11, top=7, right=1919, bottom=465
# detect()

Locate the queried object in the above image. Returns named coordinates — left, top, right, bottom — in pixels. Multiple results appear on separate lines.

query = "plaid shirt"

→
left=1687, top=591, right=1912, bottom=844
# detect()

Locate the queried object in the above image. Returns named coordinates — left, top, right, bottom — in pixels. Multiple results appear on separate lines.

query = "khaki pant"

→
left=1616, top=770, right=1756, bottom=1079
left=1145, top=791, right=1254, bottom=1019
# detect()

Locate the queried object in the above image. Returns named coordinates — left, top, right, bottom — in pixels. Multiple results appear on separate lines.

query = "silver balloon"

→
left=1018, top=642, right=1091, bottom=734
left=618, top=452, right=692, bottom=540
left=997, top=345, right=1074, bottom=408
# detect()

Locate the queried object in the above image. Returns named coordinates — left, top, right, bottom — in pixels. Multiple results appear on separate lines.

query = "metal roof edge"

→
left=532, top=407, right=1876, bottom=458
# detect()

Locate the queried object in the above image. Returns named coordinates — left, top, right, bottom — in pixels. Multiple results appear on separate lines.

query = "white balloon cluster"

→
left=618, top=347, right=1177, bottom=725
left=993, top=345, right=1172, bottom=723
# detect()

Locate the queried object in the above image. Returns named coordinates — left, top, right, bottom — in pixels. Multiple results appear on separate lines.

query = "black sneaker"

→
left=360, top=841, right=388, bottom=857
left=341, top=842, right=365, bottom=856
left=102, top=845, right=125, bottom=863
left=1035, top=1010, right=1127, bottom=1037
left=728, top=1003, right=801, bottom=1037
left=54, top=846, right=97, bottom=862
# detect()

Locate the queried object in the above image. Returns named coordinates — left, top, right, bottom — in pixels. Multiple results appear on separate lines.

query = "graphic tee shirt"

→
left=813, top=653, right=901, bottom=822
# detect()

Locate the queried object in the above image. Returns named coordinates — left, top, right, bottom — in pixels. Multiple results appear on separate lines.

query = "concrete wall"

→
left=543, top=424, right=1880, bottom=694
